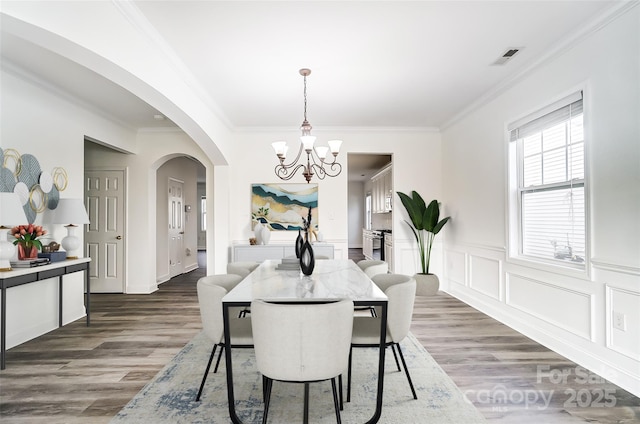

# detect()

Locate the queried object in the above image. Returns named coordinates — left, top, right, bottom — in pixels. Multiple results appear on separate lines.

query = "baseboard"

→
left=156, top=273, right=170, bottom=284
left=446, top=285, right=640, bottom=398
left=184, top=263, right=198, bottom=273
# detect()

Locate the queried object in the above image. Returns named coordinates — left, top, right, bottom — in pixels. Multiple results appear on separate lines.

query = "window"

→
left=509, top=92, right=586, bottom=266
left=200, top=196, right=207, bottom=231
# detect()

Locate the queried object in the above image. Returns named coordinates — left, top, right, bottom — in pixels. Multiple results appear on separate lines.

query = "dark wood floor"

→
left=0, top=250, right=638, bottom=423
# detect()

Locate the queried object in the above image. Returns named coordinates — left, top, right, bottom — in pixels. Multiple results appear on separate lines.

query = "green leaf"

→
left=404, top=220, right=419, bottom=244
left=397, top=191, right=424, bottom=230
left=411, top=191, right=426, bottom=215
left=424, top=200, right=439, bottom=232
left=432, top=216, right=451, bottom=235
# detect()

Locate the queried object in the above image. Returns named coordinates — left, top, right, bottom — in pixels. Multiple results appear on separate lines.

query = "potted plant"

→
left=397, top=191, right=450, bottom=295
left=11, top=224, right=47, bottom=260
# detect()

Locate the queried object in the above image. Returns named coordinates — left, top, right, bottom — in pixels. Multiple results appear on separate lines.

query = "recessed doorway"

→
left=346, top=153, right=392, bottom=260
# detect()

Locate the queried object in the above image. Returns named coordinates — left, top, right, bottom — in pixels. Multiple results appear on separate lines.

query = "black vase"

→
left=299, top=238, right=315, bottom=276
left=295, top=229, right=304, bottom=258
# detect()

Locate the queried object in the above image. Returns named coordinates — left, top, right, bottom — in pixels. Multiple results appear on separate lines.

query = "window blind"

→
left=509, top=91, right=583, bottom=142
left=512, top=91, right=586, bottom=264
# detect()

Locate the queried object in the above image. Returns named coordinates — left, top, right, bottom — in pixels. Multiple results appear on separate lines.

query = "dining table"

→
left=222, top=258, right=389, bottom=424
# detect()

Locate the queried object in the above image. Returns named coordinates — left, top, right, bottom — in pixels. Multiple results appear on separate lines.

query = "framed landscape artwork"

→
left=251, top=183, right=318, bottom=231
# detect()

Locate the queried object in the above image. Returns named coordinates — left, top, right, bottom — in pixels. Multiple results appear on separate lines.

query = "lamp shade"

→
left=0, top=192, right=28, bottom=226
left=51, top=198, right=90, bottom=225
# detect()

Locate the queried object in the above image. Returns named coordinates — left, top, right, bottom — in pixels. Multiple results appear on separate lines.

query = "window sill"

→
left=506, top=255, right=590, bottom=281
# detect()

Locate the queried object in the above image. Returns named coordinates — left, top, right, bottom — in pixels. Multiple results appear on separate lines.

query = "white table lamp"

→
left=0, top=193, right=28, bottom=271
left=52, top=198, right=90, bottom=259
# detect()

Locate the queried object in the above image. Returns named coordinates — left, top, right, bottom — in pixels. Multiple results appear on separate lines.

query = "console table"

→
left=0, top=258, right=91, bottom=369
left=233, top=243, right=334, bottom=262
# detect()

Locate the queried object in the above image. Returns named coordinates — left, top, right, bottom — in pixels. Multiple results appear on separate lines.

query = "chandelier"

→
left=272, top=68, right=343, bottom=183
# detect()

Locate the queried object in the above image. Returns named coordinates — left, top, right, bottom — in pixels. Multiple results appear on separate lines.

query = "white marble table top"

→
left=223, top=259, right=387, bottom=304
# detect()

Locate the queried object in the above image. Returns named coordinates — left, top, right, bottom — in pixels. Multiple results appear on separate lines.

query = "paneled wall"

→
left=441, top=5, right=640, bottom=395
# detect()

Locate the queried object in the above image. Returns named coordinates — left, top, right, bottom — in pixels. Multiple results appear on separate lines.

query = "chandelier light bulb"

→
left=328, top=139, right=343, bottom=155
left=272, top=68, right=343, bottom=183
left=272, top=141, right=288, bottom=158
left=315, top=146, right=329, bottom=162
left=301, top=135, right=316, bottom=152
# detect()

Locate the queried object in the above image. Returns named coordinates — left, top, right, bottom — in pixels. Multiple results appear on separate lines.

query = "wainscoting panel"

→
left=607, top=286, right=640, bottom=360
left=444, top=249, right=466, bottom=286
left=469, top=255, right=501, bottom=300
left=506, top=273, right=593, bottom=340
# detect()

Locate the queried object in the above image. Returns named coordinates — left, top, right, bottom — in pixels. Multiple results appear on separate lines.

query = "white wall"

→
left=1, top=2, right=232, bottom=166
left=85, top=130, right=218, bottom=293
left=0, top=67, right=136, bottom=349
left=228, top=130, right=441, bottom=272
left=441, top=5, right=640, bottom=395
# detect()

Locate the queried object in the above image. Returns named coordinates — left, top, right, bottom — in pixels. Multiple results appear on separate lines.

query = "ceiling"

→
left=0, top=1, right=618, bottom=174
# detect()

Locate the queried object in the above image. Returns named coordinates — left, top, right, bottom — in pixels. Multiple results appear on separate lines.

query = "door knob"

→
left=179, top=231, right=185, bottom=235
left=116, top=235, right=122, bottom=240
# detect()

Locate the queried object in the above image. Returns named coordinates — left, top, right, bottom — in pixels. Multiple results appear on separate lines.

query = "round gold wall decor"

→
left=3, top=148, right=22, bottom=177
left=52, top=167, right=68, bottom=191
left=29, top=184, right=47, bottom=213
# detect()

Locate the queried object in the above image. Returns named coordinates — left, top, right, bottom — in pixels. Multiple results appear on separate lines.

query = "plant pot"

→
left=17, top=243, right=38, bottom=260
left=414, top=273, right=439, bottom=296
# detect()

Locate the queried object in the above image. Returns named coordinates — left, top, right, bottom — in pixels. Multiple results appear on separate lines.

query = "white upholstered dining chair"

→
left=226, top=261, right=259, bottom=317
left=347, top=273, right=417, bottom=401
left=356, top=259, right=388, bottom=278
left=195, top=274, right=253, bottom=401
left=355, top=260, right=388, bottom=317
left=251, top=299, right=354, bottom=424
left=227, top=261, right=260, bottom=278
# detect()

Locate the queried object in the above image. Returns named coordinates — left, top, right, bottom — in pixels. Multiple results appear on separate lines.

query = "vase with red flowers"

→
left=10, top=224, right=47, bottom=260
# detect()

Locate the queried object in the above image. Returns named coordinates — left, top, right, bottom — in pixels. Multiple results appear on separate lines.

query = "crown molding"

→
left=440, top=0, right=639, bottom=131
left=111, top=0, right=233, bottom=130
left=232, top=126, right=440, bottom=134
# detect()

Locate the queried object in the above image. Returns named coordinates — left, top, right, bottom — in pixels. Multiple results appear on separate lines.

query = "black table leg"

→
left=365, top=300, right=387, bottom=424
left=224, top=302, right=243, bottom=423
left=1, top=286, right=6, bottom=370
left=59, top=276, right=63, bottom=327
left=223, top=299, right=386, bottom=424
left=85, top=263, right=90, bottom=326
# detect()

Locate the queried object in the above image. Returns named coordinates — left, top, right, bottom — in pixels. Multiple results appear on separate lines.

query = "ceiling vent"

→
left=492, top=48, right=521, bottom=65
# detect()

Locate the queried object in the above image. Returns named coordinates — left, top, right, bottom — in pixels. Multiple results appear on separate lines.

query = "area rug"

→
left=111, top=331, right=486, bottom=423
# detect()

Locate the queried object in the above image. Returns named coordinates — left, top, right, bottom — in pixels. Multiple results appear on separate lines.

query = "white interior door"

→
left=168, top=178, right=185, bottom=278
left=85, top=169, right=125, bottom=293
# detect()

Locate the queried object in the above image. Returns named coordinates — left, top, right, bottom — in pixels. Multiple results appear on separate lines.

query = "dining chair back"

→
left=199, top=273, right=243, bottom=293
left=373, top=274, right=415, bottom=342
left=348, top=274, right=417, bottom=401
left=226, top=262, right=259, bottom=317
left=195, top=274, right=252, bottom=401
left=251, top=299, right=354, bottom=423
left=227, top=261, right=259, bottom=279
left=356, top=260, right=388, bottom=278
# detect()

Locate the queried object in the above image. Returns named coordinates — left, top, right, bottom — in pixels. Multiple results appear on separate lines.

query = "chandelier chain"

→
left=303, top=73, right=308, bottom=123
left=272, top=68, right=342, bottom=183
